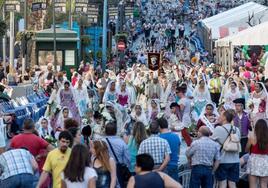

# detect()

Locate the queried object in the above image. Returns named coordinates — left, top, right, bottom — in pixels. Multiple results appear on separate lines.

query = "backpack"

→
left=222, top=126, right=241, bottom=152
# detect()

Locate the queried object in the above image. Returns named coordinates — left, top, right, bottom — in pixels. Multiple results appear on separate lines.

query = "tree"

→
left=77, top=15, right=91, bottom=61
left=0, top=21, right=7, bottom=37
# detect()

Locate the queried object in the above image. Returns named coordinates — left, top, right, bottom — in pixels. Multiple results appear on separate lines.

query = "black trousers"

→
left=210, top=93, right=221, bottom=106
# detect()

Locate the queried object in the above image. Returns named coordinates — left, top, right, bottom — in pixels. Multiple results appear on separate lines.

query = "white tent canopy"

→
left=215, top=21, right=268, bottom=71
left=215, top=21, right=268, bottom=47
left=200, top=2, right=268, bottom=40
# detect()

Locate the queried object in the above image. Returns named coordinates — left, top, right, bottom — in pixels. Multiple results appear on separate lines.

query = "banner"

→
left=148, top=52, right=160, bottom=71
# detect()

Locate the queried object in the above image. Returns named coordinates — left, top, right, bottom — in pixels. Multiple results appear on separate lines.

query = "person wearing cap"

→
left=233, top=98, right=251, bottom=157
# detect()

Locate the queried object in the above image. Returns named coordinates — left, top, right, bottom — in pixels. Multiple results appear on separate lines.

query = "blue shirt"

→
left=160, top=132, right=180, bottom=166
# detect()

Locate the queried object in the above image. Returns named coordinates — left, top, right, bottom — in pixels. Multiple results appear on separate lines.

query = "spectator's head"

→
left=157, top=117, right=168, bottom=130
left=254, top=119, right=268, bottom=151
left=90, top=140, right=111, bottom=171
left=135, top=154, right=154, bottom=173
left=64, top=118, right=79, bottom=130
left=198, top=126, right=211, bottom=138
left=64, top=144, right=90, bottom=182
left=58, top=131, right=73, bottom=153
left=105, top=122, right=117, bottom=136
left=23, top=118, right=35, bottom=132
left=149, top=121, right=159, bottom=135
left=68, top=127, right=81, bottom=147
left=64, top=81, right=70, bottom=90
left=132, top=122, right=147, bottom=146
left=176, top=86, right=185, bottom=97
left=219, top=109, right=235, bottom=124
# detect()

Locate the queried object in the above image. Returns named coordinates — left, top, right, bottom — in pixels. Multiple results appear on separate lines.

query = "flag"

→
left=148, top=52, right=160, bottom=71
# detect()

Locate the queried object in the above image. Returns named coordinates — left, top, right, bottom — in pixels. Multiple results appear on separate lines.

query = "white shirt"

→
left=62, top=167, right=97, bottom=188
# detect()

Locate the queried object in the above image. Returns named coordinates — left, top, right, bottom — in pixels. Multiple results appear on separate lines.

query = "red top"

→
left=251, top=143, right=268, bottom=155
left=10, top=133, right=49, bottom=156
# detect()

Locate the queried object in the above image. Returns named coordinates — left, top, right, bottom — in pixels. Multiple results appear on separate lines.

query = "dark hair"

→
left=47, top=72, right=53, bottom=80
left=157, top=117, right=168, bottom=129
left=206, top=104, right=214, bottom=109
left=257, top=82, right=264, bottom=90
left=64, top=118, right=79, bottom=130
left=136, top=154, right=154, bottom=171
left=64, top=144, right=90, bottom=182
left=223, top=109, right=235, bottom=123
left=105, top=122, right=117, bottom=136
left=255, top=119, right=268, bottom=151
left=59, top=131, right=73, bottom=142
left=176, top=86, right=186, bottom=94
left=81, top=125, right=92, bottom=146
left=23, top=118, right=35, bottom=130
left=149, top=121, right=159, bottom=134
left=68, top=127, right=79, bottom=147
left=132, top=122, right=147, bottom=146
left=64, top=81, right=70, bottom=86
left=0, top=85, right=5, bottom=92
left=231, top=81, right=237, bottom=87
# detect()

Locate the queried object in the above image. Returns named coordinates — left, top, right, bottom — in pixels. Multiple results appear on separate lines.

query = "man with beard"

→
left=36, top=131, right=73, bottom=188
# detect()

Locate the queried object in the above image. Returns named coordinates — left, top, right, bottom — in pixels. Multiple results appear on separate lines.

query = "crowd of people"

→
left=1, top=0, right=268, bottom=188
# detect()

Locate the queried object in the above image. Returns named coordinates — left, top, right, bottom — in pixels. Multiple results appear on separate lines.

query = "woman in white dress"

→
left=116, top=82, right=131, bottom=108
left=249, top=82, right=268, bottom=125
left=192, top=79, right=211, bottom=120
left=55, top=107, right=73, bottom=138
left=102, top=81, right=117, bottom=104
left=74, top=78, right=90, bottom=117
left=238, top=80, right=250, bottom=102
left=223, top=81, right=242, bottom=109
left=130, top=104, right=148, bottom=127
left=147, top=99, right=161, bottom=123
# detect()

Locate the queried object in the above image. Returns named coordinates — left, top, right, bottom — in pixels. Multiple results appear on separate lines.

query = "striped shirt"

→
left=0, top=149, right=34, bottom=180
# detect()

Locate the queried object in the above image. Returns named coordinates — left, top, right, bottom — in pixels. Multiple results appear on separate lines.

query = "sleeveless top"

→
left=251, top=144, right=268, bottom=155
left=134, top=172, right=165, bottom=188
left=93, top=158, right=111, bottom=188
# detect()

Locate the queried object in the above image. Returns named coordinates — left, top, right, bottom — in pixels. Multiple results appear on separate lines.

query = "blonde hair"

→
left=93, top=140, right=111, bottom=171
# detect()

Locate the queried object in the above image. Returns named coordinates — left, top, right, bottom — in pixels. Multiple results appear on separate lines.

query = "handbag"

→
left=222, top=126, right=241, bottom=152
left=106, top=138, right=131, bottom=188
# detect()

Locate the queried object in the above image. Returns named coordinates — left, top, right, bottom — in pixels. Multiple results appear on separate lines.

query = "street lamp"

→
left=102, top=0, right=108, bottom=73
left=5, top=0, right=20, bottom=73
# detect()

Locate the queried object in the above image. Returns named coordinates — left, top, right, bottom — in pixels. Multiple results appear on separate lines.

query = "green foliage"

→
left=16, top=31, right=35, bottom=41
left=0, top=20, right=7, bottom=37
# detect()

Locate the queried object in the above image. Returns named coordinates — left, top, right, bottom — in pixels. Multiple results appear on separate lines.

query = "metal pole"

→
left=22, top=0, right=28, bottom=75
left=102, top=0, right=108, bottom=73
left=69, top=0, right=72, bottom=30
left=52, top=0, right=57, bottom=71
left=2, top=6, right=6, bottom=74
left=9, top=11, right=14, bottom=72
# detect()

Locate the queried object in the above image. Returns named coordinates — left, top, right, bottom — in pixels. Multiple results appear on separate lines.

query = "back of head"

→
left=136, top=154, right=154, bottom=171
left=64, top=144, right=89, bottom=182
left=23, top=118, right=35, bottom=131
left=105, top=121, right=117, bottom=136
left=157, top=117, right=168, bottom=129
left=255, top=119, right=268, bottom=151
left=149, top=121, right=159, bottom=134
left=199, top=126, right=211, bottom=137
left=64, top=118, right=79, bottom=130
left=223, top=109, right=235, bottom=123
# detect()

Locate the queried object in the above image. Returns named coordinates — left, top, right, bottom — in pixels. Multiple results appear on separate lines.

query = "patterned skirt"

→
left=247, top=154, right=268, bottom=177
